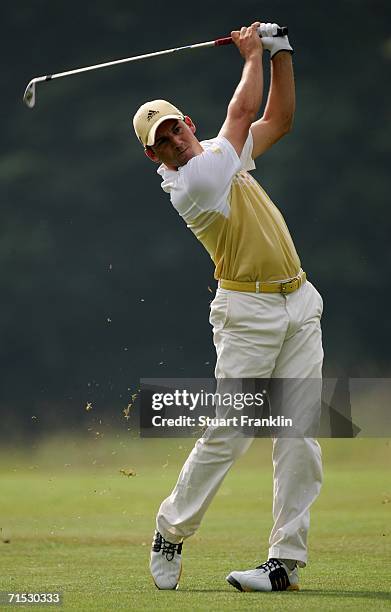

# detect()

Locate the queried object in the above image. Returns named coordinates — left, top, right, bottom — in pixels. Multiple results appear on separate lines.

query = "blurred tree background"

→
left=1, top=0, right=390, bottom=436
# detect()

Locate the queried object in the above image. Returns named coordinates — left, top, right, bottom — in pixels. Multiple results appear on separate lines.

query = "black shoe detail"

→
left=152, top=531, right=183, bottom=562
left=227, top=575, right=244, bottom=592
left=269, top=567, right=290, bottom=591
left=256, top=558, right=290, bottom=591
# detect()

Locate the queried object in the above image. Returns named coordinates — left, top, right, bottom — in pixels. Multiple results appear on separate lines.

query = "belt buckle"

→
left=281, top=278, right=298, bottom=294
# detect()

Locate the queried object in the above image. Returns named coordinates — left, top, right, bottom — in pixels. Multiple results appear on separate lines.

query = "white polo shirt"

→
left=157, top=132, right=300, bottom=282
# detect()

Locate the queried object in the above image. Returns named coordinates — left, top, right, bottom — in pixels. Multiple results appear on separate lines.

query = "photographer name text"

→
left=151, top=415, right=292, bottom=428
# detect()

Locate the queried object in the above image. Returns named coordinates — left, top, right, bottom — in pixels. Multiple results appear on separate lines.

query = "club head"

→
left=23, top=80, right=36, bottom=108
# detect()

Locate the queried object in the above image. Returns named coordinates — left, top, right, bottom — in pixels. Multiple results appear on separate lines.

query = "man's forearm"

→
left=227, top=53, right=264, bottom=121
left=262, top=52, right=295, bottom=129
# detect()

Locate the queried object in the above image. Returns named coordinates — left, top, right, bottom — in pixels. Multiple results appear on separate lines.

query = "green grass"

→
left=0, top=436, right=390, bottom=610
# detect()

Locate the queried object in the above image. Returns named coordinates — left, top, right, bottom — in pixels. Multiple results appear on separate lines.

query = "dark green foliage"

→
left=2, top=1, right=390, bottom=430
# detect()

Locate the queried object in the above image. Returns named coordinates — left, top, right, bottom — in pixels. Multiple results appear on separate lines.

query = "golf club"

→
left=23, top=24, right=288, bottom=109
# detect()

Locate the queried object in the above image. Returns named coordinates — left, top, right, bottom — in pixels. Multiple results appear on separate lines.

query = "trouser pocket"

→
left=209, top=289, right=230, bottom=331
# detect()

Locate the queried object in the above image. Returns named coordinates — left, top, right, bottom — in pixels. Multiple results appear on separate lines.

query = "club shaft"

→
left=35, top=41, right=217, bottom=83
left=30, top=26, right=288, bottom=84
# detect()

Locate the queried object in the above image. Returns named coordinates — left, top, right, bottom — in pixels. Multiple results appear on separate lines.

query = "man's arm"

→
left=218, top=22, right=264, bottom=158
left=251, top=52, right=295, bottom=159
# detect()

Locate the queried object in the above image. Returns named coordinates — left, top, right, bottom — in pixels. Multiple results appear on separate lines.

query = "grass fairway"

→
left=1, top=436, right=390, bottom=611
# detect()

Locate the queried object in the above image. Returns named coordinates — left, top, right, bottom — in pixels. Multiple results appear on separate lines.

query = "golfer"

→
left=133, top=21, right=323, bottom=592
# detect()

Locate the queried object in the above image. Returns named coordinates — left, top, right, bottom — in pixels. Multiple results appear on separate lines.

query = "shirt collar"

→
left=157, top=163, right=179, bottom=193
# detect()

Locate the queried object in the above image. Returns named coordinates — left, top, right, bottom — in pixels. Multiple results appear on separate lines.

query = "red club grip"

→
left=214, top=36, right=233, bottom=46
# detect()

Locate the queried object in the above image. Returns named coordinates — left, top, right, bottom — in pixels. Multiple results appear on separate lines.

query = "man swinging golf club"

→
left=133, top=21, right=323, bottom=592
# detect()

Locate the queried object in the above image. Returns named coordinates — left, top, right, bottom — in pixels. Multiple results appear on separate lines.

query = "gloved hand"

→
left=258, top=23, right=293, bottom=58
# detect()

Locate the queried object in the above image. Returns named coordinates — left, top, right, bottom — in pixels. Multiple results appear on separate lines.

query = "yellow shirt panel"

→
left=190, top=170, right=301, bottom=282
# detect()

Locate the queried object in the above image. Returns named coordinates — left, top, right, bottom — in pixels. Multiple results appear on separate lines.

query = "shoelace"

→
left=152, top=532, right=183, bottom=562
left=256, top=558, right=284, bottom=573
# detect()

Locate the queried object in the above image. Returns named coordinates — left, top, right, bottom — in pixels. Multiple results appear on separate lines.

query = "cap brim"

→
left=146, top=114, right=183, bottom=146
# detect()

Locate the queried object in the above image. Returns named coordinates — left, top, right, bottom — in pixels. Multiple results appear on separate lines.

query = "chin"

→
left=177, top=150, right=195, bottom=166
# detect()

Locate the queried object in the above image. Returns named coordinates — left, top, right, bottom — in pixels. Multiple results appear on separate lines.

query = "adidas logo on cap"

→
left=147, top=109, right=159, bottom=121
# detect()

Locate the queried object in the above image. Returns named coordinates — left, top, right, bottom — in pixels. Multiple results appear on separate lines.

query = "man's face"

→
left=148, top=118, right=200, bottom=169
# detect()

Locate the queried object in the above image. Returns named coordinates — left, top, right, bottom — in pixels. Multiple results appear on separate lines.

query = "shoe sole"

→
left=226, top=575, right=299, bottom=593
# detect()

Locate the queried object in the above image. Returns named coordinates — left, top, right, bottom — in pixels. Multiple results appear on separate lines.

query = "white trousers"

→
left=156, top=280, right=324, bottom=567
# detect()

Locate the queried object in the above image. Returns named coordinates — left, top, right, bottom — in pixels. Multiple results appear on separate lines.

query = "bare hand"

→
left=231, top=22, right=263, bottom=60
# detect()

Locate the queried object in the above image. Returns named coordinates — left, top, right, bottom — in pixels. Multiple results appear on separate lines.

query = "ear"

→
left=184, top=115, right=196, bottom=134
left=144, top=146, right=160, bottom=163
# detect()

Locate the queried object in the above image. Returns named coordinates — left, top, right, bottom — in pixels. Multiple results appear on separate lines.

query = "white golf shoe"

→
left=150, top=530, right=183, bottom=590
left=227, top=558, right=299, bottom=592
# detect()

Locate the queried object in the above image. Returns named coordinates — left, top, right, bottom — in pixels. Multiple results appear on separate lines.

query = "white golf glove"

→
left=258, top=23, right=293, bottom=58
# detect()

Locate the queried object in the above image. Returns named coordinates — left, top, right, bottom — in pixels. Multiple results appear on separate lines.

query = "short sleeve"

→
left=178, top=136, right=241, bottom=216
left=239, top=131, right=256, bottom=172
